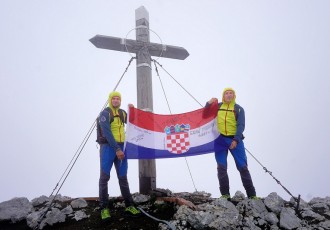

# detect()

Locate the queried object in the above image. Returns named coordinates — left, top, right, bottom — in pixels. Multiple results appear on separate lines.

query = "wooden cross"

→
left=90, top=6, right=189, bottom=194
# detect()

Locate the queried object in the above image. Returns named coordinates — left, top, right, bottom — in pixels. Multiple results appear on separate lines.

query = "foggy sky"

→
left=1, top=0, right=330, bottom=203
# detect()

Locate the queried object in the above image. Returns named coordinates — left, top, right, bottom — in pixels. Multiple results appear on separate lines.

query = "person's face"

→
left=111, top=96, right=121, bottom=108
left=223, top=90, right=234, bottom=103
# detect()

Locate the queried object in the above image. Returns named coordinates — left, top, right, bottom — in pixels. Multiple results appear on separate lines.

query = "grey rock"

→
left=280, top=207, right=302, bottom=229
left=49, top=194, right=71, bottom=203
left=61, top=205, right=73, bottom=215
left=0, top=197, right=33, bottom=223
left=192, top=191, right=212, bottom=197
left=187, top=210, right=215, bottom=229
left=70, top=198, right=88, bottom=209
left=179, top=219, right=188, bottom=227
left=242, top=216, right=261, bottom=230
left=309, top=197, right=330, bottom=206
left=264, top=192, right=285, bottom=214
left=211, top=198, right=237, bottom=209
left=4, top=193, right=330, bottom=229
left=26, top=207, right=48, bottom=229
left=158, top=222, right=168, bottom=230
left=54, top=203, right=62, bottom=209
left=301, top=208, right=325, bottom=222
left=249, top=199, right=269, bottom=219
left=73, top=210, right=89, bottom=221
left=237, top=199, right=269, bottom=219
left=174, top=205, right=194, bottom=221
left=153, top=188, right=173, bottom=197
left=31, top=195, right=50, bottom=207
left=232, top=190, right=246, bottom=202
left=183, top=199, right=241, bottom=229
left=177, top=191, right=213, bottom=205
left=159, top=220, right=188, bottom=230
left=162, top=219, right=188, bottom=230
left=319, top=220, right=330, bottom=230
left=311, top=202, right=329, bottom=213
left=154, top=200, right=165, bottom=206
left=26, top=213, right=39, bottom=229
left=257, top=218, right=267, bottom=226
left=209, top=212, right=241, bottom=229
left=133, top=193, right=150, bottom=203
left=265, top=212, right=279, bottom=225
left=114, top=201, right=125, bottom=208
left=270, top=225, right=280, bottom=230
left=39, top=208, right=66, bottom=229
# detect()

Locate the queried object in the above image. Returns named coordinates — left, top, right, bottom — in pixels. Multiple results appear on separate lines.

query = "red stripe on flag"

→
left=128, top=101, right=218, bottom=132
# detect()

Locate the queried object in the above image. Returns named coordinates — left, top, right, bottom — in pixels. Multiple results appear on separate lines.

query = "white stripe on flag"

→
left=125, top=118, right=220, bottom=150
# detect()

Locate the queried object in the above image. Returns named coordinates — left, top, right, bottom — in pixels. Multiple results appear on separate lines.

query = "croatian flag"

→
left=124, top=101, right=227, bottom=159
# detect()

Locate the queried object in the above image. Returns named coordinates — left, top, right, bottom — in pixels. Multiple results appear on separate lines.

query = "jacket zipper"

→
left=224, top=104, right=229, bottom=135
left=117, top=112, right=122, bottom=142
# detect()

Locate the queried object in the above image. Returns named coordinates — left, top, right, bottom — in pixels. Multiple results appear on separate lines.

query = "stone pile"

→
left=0, top=194, right=89, bottom=229
left=0, top=191, right=330, bottom=229
left=159, top=191, right=330, bottom=230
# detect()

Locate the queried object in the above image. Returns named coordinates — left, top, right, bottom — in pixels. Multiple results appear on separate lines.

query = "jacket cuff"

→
left=115, top=147, right=121, bottom=152
left=233, top=136, right=241, bottom=143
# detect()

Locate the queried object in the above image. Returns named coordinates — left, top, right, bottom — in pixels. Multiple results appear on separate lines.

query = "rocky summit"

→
left=0, top=190, right=330, bottom=230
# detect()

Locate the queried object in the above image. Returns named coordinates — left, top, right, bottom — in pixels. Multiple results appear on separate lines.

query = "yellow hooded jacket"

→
left=108, top=91, right=125, bottom=143
left=217, top=88, right=237, bottom=136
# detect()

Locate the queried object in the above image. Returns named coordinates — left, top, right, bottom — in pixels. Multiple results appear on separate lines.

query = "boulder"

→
left=279, top=207, right=302, bottom=229
left=0, top=197, right=33, bottom=223
left=31, top=195, right=50, bottom=207
left=73, top=210, right=89, bottom=221
left=264, top=192, right=285, bottom=214
left=70, top=198, right=87, bottom=209
left=39, top=208, right=66, bottom=229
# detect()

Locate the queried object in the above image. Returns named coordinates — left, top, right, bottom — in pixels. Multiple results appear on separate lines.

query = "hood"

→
left=108, top=91, right=121, bottom=110
left=222, top=87, right=236, bottom=104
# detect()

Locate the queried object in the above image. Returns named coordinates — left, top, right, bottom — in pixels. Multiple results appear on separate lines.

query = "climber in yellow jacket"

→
left=97, top=91, right=141, bottom=220
left=206, top=88, right=257, bottom=200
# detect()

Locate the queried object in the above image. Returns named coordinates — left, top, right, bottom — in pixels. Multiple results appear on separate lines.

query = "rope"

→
left=245, top=147, right=298, bottom=201
left=113, top=57, right=136, bottom=91
left=152, top=59, right=203, bottom=107
left=153, top=60, right=198, bottom=192
left=138, top=207, right=176, bottom=230
left=34, top=57, right=135, bottom=229
left=153, top=60, right=172, bottom=114
left=184, top=158, right=198, bottom=192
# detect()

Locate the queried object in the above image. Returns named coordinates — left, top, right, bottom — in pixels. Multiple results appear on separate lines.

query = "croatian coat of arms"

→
left=164, top=124, right=190, bottom=154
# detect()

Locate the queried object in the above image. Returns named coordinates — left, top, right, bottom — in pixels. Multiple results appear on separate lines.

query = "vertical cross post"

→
left=135, top=7, right=156, bottom=194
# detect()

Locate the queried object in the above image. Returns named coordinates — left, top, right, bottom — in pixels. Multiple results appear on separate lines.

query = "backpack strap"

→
left=96, top=107, right=112, bottom=144
left=112, top=109, right=126, bottom=124
left=119, top=109, right=127, bottom=124
left=234, top=104, right=240, bottom=121
left=102, top=107, right=114, bottom=123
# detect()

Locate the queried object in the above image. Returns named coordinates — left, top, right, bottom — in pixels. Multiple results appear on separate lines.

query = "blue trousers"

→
left=99, top=143, right=133, bottom=208
left=215, top=137, right=256, bottom=197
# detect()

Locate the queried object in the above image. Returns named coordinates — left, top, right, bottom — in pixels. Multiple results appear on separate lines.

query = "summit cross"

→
left=90, top=6, right=189, bottom=194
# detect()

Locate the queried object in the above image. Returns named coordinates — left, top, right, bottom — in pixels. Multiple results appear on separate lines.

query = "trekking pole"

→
left=245, top=147, right=301, bottom=212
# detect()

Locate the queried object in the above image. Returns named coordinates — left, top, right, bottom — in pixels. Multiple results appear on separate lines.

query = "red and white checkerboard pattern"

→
left=166, top=132, right=190, bottom=154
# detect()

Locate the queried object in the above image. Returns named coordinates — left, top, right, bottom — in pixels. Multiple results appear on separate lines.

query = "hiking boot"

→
left=124, top=206, right=141, bottom=217
left=101, top=208, right=111, bottom=220
left=220, top=194, right=231, bottom=200
left=249, top=196, right=260, bottom=200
